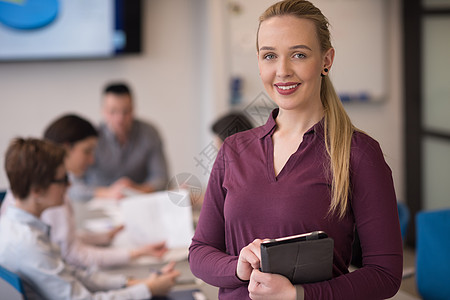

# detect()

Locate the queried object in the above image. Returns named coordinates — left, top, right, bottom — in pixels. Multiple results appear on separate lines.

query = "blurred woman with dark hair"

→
left=43, top=114, right=132, bottom=201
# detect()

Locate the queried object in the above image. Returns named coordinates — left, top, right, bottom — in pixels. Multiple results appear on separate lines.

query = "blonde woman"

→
left=189, top=1, right=403, bottom=299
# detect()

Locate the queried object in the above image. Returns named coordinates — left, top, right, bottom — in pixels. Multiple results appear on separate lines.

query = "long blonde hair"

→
left=257, top=0, right=356, bottom=219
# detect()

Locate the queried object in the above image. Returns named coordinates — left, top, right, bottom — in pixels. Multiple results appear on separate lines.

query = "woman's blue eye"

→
left=264, top=54, right=275, bottom=60
left=294, top=53, right=306, bottom=59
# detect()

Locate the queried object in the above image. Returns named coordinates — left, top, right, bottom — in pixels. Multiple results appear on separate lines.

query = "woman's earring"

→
left=321, top=68, right=329, bottom=77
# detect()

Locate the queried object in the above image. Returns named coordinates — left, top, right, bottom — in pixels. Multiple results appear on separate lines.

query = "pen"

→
left=149, top=268, right=162, bottom=275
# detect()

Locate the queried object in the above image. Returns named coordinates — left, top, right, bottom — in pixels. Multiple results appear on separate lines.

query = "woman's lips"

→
left=275, top=83, right=300, bottom=95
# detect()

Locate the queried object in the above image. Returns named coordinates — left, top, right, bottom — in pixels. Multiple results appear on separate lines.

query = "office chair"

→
left=0, top=265, right=27, bottom=300
left=0, top=189, right=6, bottom=205
left=397, top=201, right=410, bottom=240
left=416, top=208, right=450, bottom=300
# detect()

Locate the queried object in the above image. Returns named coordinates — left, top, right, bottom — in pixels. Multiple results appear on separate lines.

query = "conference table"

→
left=101, top=258, right=219, bottom=300
left=72, top=196, right=219, bottom=300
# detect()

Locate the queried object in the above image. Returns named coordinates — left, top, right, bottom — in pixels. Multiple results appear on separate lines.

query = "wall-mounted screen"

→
left=0, top=0, right=142, bottom=61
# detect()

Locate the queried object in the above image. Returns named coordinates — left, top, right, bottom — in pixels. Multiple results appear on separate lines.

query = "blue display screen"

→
left=0, top=0, right=141, bottom=61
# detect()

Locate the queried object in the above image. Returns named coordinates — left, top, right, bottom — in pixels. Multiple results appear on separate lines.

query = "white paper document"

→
left=116, top=190, right=195, bottom=249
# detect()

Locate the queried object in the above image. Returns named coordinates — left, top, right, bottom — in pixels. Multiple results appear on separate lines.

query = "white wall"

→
left=0, top=0, right=404, bottom=201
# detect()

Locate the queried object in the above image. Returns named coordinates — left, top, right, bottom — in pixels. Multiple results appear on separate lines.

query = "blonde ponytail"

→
left=321, top=76, right=355, bottom=219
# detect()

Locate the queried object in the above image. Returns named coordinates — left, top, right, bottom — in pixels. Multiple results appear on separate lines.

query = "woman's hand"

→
left=128, top=262, right=180, bottom=297
left=78, top=225, right=125, bottom=246
left=248, top=269, right=297, bottom=300
left=130, top=241, right=168, bottom=259
left=147, top=261, right=179, bottom=296
left=237, top=239, right=264, bottom=281
left=105, top=224, right=124, bottom=242
left=95, top=182, right=128, bottom=199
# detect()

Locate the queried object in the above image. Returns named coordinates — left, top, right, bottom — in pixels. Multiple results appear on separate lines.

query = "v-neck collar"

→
left=262, top=109, right=325, bottom=182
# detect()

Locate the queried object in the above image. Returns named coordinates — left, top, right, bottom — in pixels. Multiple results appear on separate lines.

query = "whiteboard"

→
left=317, top=0, right=388, bottom=102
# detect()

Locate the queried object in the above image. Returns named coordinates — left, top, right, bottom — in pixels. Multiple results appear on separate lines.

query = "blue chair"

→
left=416, top=208, right=450, bottom=300
left=397, top=201, right=410, bottom=240
left=0, top=190, right=7, bottom=214
left=0, top=265, right=27, bottom=300
left=0, top=189, right=6, bottom=203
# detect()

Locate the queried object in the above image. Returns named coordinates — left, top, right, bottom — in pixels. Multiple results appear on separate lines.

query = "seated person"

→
left=86, top=82, right=169, bottom=198
left=0, top=138, right=179, bottom=299
left=211, top=111, right=253, bottom=148
left=44, top=114, right=123, bottom=202
left=1, top=114, right=168, bottom=268
left=191, top=112, right=253, bottom=211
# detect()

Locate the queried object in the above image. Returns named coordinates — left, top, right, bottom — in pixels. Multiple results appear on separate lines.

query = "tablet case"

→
left=260, top=231, right=334, bottom=284
left=151, top=288, right=204, bottom=300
